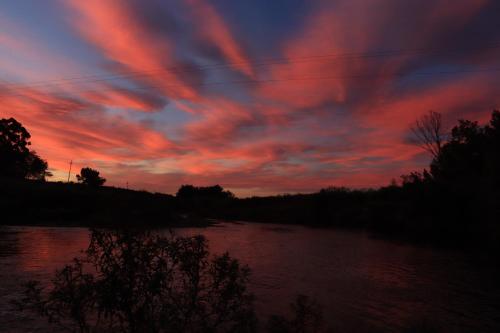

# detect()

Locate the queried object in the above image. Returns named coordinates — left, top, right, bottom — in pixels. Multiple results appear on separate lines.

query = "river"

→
left=1, top=222, right=499, bottom=332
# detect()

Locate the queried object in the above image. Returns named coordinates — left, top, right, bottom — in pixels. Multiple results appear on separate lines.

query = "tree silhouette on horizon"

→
left=76, top=167, right=106, bottom=187
left=410, top=111, right=446, bottom=159
left=0, top=117, right=51, bottom=180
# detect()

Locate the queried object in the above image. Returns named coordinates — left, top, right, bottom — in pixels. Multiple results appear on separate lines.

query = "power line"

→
left=2, top=41, right=500, bottom=93
left=4, top=66, right=500, bottom=100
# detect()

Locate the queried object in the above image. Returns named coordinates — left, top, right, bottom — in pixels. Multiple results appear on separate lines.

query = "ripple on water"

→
left=0, top=223, right=500, bottom=332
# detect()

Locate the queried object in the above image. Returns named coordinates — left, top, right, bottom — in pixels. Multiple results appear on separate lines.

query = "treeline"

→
left=2, top=111, right=500, bottom=248
left=177, top=110, right=500, bottom=248
left=0, top=118, right=177, bottom=226
left=0, top=178, right=181, bottom=226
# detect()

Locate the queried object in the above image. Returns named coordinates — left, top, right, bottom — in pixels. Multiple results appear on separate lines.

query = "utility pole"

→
left=67, top=160, right=73, bottom=183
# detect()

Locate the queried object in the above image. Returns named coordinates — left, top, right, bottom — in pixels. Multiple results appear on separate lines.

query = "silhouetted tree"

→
left=410, top=111, right=445, bottom=158
left=0, top=117, right=51, bottom=180
left=176, top=185, right=235, bottom=218
left=430, top=115, right=491, bottom=184
left=25, top=151, right=52, bottom=180
left=177, top=184, right=234, bottom=200
left=176, top=184, right=197, bottom=198
left=400, top=170, right=432, bottom=188
left=76, top=167, right=106, bottom=187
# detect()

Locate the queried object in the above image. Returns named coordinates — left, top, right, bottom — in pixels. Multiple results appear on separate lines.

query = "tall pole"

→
left=67, top=160, right=73, bottom=183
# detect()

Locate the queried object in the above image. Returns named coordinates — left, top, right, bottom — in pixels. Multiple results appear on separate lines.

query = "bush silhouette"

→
left=18, top=230, right=325, bottom=332
left=19, top=229, right=256, bottom=333
left=266, top=295, right=323, bottom=333
left=77, top=167, right=106, bottom=187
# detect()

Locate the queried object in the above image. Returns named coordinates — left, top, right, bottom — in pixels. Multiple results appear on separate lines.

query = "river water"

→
left=1, top=222, right=499, bottom=332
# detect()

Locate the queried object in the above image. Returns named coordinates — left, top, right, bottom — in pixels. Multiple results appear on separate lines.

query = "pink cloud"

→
left=257, top=0, right=492, bottom=111
left=0, top=87, right=174, bottom=180
left=83, top=84, right=167, bottom=112
left=186, top=0, right=254, bottom=77
left=1, top=0, right=498, bottom=195
left=66, top=0, right=199, bottom=100
left=184, top=98, right=260, bottom=145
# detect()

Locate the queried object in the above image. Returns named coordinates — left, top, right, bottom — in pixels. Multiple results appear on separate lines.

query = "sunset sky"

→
left=1, top=0, right=499, bottom=196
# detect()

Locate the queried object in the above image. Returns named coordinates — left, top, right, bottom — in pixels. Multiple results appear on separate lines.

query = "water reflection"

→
left=0, top=226, right=90, bottom=332
left=1, top=222, right=500, bottom=332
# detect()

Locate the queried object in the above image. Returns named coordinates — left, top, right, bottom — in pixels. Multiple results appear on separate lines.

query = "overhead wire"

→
left=1, top=41, right=500, bottom=94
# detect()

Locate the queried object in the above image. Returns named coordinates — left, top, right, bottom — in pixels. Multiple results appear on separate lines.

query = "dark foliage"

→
left=0, top=178, right=180, bottom=226
left=0, top=117, right=51, bottom=180
left=77, top=167, right=106, bottom=187
left=176, top=185, right=235, bottom=218
left=25, top=151, right=53, bottom=180
left=18, top=230, right=324, bottom=333
left=266, top=295, right=323, bottom=333
left=19, top=229, right=257, bottom=333
left=430, top=111, right=500, bottom=187
left=3, top=112, right=500, bottom=250
left=187, top=111, right=500, bottom=250
left=177, top=185, right=234, bottom=201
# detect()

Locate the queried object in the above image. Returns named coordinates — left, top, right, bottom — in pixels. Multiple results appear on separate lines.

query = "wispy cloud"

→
left=0, top=0, right=498, bottom=195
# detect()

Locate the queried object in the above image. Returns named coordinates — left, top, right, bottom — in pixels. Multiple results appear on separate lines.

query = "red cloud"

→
left=66, top=0, right=199, bottom=100
left=0, top=87, right=174, bottom=179
left=184, top=98, right=261, bottom=145
left=83, top=84, right=167, bottom=112
left=1, top=0, right=498, bottom=195
left=258, top=0, right=492, bottom=111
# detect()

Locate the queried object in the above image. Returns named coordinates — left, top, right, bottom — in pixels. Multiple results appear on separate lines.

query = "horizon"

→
left=31, top=178, right=380, bottom=199
left=1, top=1, right=499, bottom=196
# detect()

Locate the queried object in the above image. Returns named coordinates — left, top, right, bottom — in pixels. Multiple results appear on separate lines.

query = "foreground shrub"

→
left=19, top=229, right=256, bottom=332
left=266, top=295, right=323, bottom=333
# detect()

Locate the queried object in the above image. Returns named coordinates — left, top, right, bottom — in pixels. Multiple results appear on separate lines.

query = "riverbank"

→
left=3, top=178, right=499, bottom=252
left=0, top=178, right=209, bottom=228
